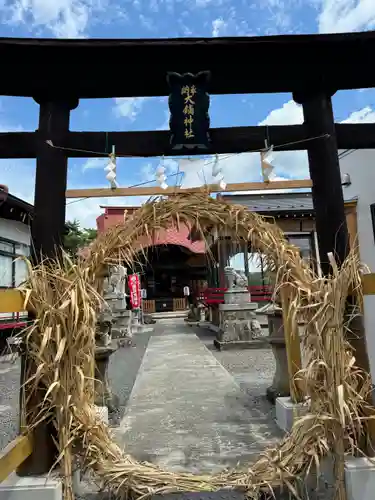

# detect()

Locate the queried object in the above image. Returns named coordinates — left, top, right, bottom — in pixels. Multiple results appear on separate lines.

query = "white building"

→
left=339, top=149, right=375, bottom=381
left=0, top=189, right=32, bottom=333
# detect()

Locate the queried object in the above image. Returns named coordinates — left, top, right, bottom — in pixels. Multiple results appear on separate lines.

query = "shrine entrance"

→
left=134, top=244, right=207, bottom=313
left=1, top=32, right=375, bottom=483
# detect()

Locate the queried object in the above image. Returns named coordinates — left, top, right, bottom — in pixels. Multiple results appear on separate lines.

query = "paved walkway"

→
left=115, top=322, right=281, bottom=474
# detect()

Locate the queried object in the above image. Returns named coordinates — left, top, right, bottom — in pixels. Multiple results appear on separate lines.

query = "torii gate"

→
left=1, top=31, right=375, bottom=475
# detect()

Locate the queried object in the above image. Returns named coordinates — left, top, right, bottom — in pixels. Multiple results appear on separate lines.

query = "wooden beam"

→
left=0, top=289, right=26, bottom=313
left=0, top=435, right=33, bottom=483
left=64, top=126, right=308, bottom=157
left=0, top=132, right=36, bottom=159
left=66, top=179, right=313, bottom=198
left=1, top=32, right=375, bottom=98
left=62, top=123, right=375, bottom=157
left=1, top=123, right=375, bottom=159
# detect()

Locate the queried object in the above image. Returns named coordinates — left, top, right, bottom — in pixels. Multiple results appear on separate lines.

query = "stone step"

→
left=151, top=310, right=189, bottom=320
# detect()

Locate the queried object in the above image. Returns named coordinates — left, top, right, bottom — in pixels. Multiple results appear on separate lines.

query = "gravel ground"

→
left=0, top=330, right=154, bottom=450
left=108, top=331, right=153, bottom=425
left=192, top=326, right=277, bottom=418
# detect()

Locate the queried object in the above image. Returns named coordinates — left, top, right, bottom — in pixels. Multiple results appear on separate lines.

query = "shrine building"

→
left=96, top=191, right=358, bottom=313
left=96, top=205, right=208, bottom=313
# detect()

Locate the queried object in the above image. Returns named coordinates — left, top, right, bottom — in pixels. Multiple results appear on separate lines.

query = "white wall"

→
left=340, top=150, right=375, bottom=270
left=0, top=217, right=31, bottom=247
left=339, top=150, right=375, bottom=381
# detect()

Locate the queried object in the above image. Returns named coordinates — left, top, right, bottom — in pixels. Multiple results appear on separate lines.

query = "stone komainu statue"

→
left=109, top=265, right=127, bottom=295
left=224, top=266, right=248, bottom=289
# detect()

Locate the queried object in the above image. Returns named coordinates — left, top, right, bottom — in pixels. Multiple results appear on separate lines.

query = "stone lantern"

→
left=94, top=266, right=118, bottom=414
left=259, top=302, right=290, bottom=403
left=214, top=267, right=265, bottom=350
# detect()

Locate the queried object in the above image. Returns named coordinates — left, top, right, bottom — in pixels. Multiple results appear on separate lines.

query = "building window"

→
left=15, top=258, right=27, bottom=286
left=236, top=234, right=314, bottom=290
left=0, top=237, right=30, bottom=289
left=0, top=254, right=13, bottom=287
left=0, top=240, right=14, bottom=253
left=287, top=234, right=314, bottom=265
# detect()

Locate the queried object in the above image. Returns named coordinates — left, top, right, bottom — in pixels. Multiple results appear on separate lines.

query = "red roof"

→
left=96, top=206, right=206, bottom=254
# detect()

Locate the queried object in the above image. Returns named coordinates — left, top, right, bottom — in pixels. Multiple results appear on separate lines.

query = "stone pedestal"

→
left=103, top=291, right=132, bottom=340
left=218, top=302, right=259, bottom=342
left=275, top=396, right=308, bottom=432
left=345, top=457, right=375, bottom=500
left=0, top=475, right=62, bottom=500
left=214, top=278, right=266, bottom=350
left=223, top=286, right=250, bottom=305
left=112, top=298, right=132, bottom=339
left=264, top=304, right=290, bottom=403
left=94, top=345, right=117, bottom=411
left=199, top=304, right=206, bottom=322
left=187, top=305, right=200, bottom=322
left=132, top=309, right=142, bottom=333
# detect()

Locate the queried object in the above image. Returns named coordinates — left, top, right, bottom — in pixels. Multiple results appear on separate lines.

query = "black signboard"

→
left=167, top=71, right=211, bottom=150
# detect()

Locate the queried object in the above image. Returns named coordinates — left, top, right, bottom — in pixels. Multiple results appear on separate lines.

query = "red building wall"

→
left=96, top=206, right=206, bottom=254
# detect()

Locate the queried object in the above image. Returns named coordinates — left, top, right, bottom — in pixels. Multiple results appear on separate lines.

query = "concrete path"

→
left=116, top=326, right=281, bottom=474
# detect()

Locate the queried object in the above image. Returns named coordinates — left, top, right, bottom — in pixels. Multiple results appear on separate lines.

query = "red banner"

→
left=128, top=274, right=141, bottom=309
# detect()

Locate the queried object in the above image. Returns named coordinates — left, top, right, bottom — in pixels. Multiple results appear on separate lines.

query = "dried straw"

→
left=19, top=194, right=374, bottom=500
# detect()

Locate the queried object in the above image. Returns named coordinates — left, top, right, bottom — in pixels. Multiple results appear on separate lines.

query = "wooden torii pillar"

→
left=293, top=90, right=349, bottom=272
left=17, top=98, right=78, bottom=476
left=294, top=90, right=373, bottom=434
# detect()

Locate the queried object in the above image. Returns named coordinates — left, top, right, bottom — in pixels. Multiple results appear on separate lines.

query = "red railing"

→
left=0, top=312, right=27, bottom=331
left=198, top=285, right=273, bottom=305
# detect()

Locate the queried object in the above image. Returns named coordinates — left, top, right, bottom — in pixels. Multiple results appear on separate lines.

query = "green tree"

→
left=64, top=219, right=97, bottom=258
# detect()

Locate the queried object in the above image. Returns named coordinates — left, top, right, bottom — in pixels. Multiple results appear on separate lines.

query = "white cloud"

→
left=0, top=159, right=35, bottom=206
left=172, top=98, right=375, bottom=190
left=212, top=17, right=227, bottom=37
left=138, top=13, right=155, bottom=30
left=113, top=97, right=147, bottom=121
left=149, top=0, right=159, bottom=12
left=317, top=0, right=375, bottom=33
left=341, top=106, right=375, bottom=123
left=0, top=102, right=24, bottom=132
left=166, top=100, right=307, bottom=189
left=157, top=110, right=170, bottom=131
left=196, top=0, right=212, bottom=6
left=2, top=0, right=111, bottom=38
left=259, top=100, right=303, bottom=126
left=81, top=157, right=108, bottom=171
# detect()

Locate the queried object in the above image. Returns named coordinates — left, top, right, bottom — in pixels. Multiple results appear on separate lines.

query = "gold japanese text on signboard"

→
left=167, top=71, right=211, bottom=150
left=181, top=84, right=197, bottom=140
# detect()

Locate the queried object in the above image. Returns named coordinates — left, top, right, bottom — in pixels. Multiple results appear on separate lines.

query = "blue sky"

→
left=1, top=0, right=375, bottom=228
